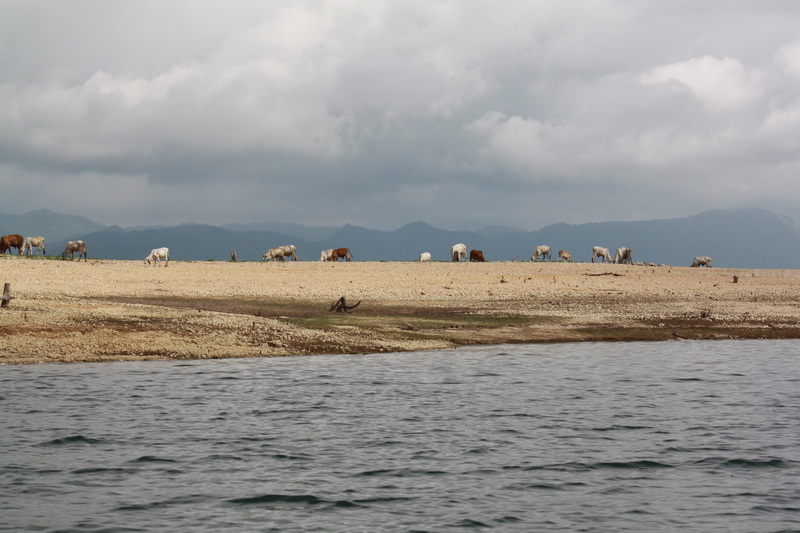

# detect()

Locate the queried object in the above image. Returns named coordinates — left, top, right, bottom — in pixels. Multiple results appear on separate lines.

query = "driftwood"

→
left=584, top=272, right=625, bottom=277
left=330, top=296, right=362, bottom=312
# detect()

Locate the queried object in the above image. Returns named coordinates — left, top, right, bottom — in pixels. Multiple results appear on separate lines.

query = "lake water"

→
left=1, top=340, right=799, bottom=532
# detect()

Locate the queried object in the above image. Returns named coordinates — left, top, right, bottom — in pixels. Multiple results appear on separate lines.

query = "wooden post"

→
left=1, top=283, right=13, bottom=308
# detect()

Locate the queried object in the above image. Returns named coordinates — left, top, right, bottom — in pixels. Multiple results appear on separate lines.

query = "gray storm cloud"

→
left=1, top=1, right=799, bottom=229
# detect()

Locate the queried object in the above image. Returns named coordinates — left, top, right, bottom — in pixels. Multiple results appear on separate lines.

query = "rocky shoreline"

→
left=2, top=257, right=799, bottom=364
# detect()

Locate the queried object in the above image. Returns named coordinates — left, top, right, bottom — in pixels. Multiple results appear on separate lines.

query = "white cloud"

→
left=640, top=56, right=763, bottom=111
left=774, top=37, right=800, bottom=79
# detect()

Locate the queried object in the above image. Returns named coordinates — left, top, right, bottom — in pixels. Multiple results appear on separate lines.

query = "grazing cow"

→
left=531, top=245, right=551, bottom=261
left=451, top=243, right=468, bottom=262
left=144, top=247, right=169, bottom=266
left=469, top=249, right=486, bottom=262
left=22, top=236, right=46, bottom=255
left=614, top=247, right=633, bottom=264
left=319, top=249, right=334, bottom=261
left=419, top=252, right=432, bottom=262
left=558, top=250, right=573, bottom=262
left=591, top=246, right=612, bottom=263
left=262, top=248, right=286, bottom=261
left=691, top=256, right=713, bottom=268
left=278, top=245, right=298, bottom=261
left=61, top=241, right=87, bottom=261
left=0, top=234, right=24, bottom=255
left=329, top=248, right=352, bottom=261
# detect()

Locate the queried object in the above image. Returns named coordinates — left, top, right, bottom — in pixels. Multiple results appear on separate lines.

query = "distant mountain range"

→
left=1, top=208, right=798, bottom=269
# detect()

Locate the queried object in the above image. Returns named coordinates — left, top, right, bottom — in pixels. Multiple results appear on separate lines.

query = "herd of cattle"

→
left=0, top=233, right=713, bottom=267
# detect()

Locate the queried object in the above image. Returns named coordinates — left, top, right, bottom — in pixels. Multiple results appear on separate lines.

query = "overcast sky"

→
left=2, top=1, right=799, bottom=230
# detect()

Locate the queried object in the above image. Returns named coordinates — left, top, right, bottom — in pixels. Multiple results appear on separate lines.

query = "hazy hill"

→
left=0, top=208, right=106, bottom=245
left=81, top=225, right=313, bottom=261
left=222, top=221, right=339, bottom=242
left=2, top=208, right=798, bottom=268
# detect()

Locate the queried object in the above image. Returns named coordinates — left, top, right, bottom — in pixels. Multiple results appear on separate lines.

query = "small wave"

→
left=515, top=460, right=672, bottom=471
left=355, top=468, right=448, bottom=477
left=72, top=467, right=137, bottom=475
left=592, top=460, right=673, bottom=470
left=38, top=435, right=103, bottom=447
left=450, top=518, right=491, bottom=528
left=591, top=425, right=652, bottom=431
left=129, top=456, right=179, bottom=463
left=692, top=457, right=793, bottom=468
left=116, top=494, right=216, bottom=511
left=229, top=493, right=326, bottom=505
left=525, top=483, right=564, bottom=491
left=750, top=504, right=800, bottom=514
left=270, top=453, right=312, bottom=461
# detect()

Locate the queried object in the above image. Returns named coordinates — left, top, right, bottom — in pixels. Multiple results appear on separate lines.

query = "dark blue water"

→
left=2, top=340, right=799, bottom=532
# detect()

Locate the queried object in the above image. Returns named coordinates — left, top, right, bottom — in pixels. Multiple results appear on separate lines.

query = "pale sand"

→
left=2, top=256, right=800, bottom=364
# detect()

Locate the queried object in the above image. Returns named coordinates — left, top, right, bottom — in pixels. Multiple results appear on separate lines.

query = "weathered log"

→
left=330, top=296, right=362, bottom=312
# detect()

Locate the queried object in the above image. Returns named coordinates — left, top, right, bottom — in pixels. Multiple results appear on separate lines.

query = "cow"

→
left=61, top=241, right=87, bottom=261
left=266, top=244, right=298, bottom=261
left=0, top=234, right=24, bottom=255
left=614, top=247, right=633, bottom=264
left=22, top=236, right=46, bottom=255
left=419, top=252, right=432, bottom=262
left=592, top=246, right=612, bottom=263
left=451, top=243, right=467, bottom=262
left=532, top=245, right=551, bottom=261
left=329, top=248, right=352, bottom=261
left=144, top=247, right=169, bottom=266
left=469, top=249, right=486, bottom=262
left=558, top=250, right=573, bottom=262
left=691, top=256, right=712, bottom=267
left=262, top=248, right=286, bottom=261
left=319, top=249, right=334, bottom=261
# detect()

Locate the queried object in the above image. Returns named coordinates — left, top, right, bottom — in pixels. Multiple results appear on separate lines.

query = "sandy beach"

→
left=2, top=256, right=800, bottom=364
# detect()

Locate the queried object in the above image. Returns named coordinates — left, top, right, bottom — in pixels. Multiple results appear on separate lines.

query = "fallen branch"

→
left=330, top=296, right=362, bottom=312
left=584, top=272, right=625, bottom=277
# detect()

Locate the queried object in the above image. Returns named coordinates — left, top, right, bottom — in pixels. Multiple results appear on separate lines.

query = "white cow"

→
left=319, top=249, right=334, bottom=261
left=22, top=236, right=46, bottom=255
left=691, top=256, right=712, bottom=267
left=532, top=245, right=551, bottom=261
left=451, top=243, right=467, bottom=262
left=280, top=245, right=298, bottom=261
left=262, top=248, right=286, bottom=261
left=591, top=246, right=612, bottom=263
left=419, top=252, right=432, bottom=262
left=61, top=241, right=87, bottom=262
left=145, top=247, right=169, bottom=266
left=614, top=247, right=633, bottom=264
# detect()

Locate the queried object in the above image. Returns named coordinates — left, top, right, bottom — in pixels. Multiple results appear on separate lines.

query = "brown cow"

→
left=558, top=250, right=573, bottom=262
left=469, top=249, right=486, bottom=262
left=328, top=247, right=352, bottom=261
left=1, top=234, right=24, bottom=254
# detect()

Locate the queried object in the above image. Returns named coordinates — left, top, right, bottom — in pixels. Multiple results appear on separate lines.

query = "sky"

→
left=2, top=1, right=799, bottom=231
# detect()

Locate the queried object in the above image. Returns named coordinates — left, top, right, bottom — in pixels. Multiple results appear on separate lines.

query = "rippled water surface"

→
left=2, top=340, right=799, bottom=532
